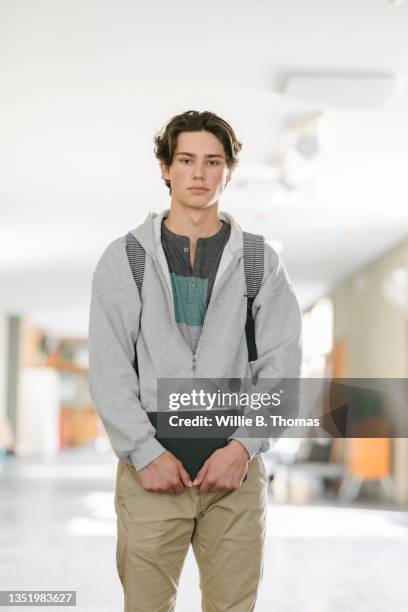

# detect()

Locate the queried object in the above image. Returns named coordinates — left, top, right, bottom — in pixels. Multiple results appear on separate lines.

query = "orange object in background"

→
left=348, top=436, right=391, bottom=480
left=347, top=416, right=391, bottom=480
left=330, top=337, right=349, bottom=379
left=60, top=406, right=99, bottom=447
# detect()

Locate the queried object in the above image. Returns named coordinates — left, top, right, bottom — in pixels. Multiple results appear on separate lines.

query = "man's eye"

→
left=180, top=159, right=219, bottom=165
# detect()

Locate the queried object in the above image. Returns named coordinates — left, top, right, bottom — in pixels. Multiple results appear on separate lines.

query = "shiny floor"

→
left=1, top=444, right=408, bottom=612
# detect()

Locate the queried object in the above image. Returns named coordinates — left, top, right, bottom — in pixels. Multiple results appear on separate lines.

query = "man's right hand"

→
left=136, top=450, right=193, bottom=494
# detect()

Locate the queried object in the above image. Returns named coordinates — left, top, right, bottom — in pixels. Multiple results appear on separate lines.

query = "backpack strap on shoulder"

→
left=243, top=231, right=265, bottom=363
left=125, top=232, right=145, bottom=299
left=125, top=233, right=145, bottom=377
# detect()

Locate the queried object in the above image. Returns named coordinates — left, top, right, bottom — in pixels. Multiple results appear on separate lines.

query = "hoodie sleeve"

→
left=228, top=243, right=303, bottom=460
left=88, top=236, right=167, bottom=471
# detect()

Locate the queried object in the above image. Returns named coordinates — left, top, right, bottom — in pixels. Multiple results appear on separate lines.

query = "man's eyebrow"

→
left=175, top=152, right=225, bottom=159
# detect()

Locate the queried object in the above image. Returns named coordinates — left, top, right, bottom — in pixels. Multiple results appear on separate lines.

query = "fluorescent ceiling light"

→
left=281, top=71, right=396, bottom=108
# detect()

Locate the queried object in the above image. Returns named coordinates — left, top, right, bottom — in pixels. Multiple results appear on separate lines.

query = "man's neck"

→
left=163, top=203, right=223, bottom=243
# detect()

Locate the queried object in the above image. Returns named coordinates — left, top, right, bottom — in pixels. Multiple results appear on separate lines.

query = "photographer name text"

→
left=167, top=414, right=320, bottom=428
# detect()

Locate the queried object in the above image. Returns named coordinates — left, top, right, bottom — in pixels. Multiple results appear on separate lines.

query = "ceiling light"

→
left=281, top=71, right=396, bottom=108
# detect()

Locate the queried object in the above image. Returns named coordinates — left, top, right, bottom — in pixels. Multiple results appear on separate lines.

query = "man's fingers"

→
left=199, top=474, right=214, bottom=493
left=193, top=462, right=208, bottom=486
left=173, top=482, right=184, bottom=495
left=178, top=463, right=193, bottom=488
left=163, top=473, right=184, bottom=495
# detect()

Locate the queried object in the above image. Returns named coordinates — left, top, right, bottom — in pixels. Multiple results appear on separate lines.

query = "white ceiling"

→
left=1, top=0, right=408, bottom=336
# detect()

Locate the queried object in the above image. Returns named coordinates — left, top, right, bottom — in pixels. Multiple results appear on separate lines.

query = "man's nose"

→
left=191, top=163, right=206, bottom=178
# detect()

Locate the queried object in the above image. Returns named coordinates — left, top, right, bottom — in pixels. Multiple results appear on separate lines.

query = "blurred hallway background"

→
left=1, top=1, right=408, bottom=610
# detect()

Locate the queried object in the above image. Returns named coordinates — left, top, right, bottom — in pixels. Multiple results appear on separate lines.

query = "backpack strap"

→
left=125, top=233, right=145, bottom=299
left=243, top=231, right=265, bottom=362
left=125, top=233, right=145, bottom=376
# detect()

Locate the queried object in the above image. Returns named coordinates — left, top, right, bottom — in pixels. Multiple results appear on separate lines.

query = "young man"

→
left=88, top=110, right=302, bottom=611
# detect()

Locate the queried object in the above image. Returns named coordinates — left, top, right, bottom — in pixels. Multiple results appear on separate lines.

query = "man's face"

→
left=160, top=130, right=232, bottom=210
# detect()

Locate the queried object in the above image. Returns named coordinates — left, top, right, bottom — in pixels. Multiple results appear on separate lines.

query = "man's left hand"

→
left=192, top=440, right=249, bottom=493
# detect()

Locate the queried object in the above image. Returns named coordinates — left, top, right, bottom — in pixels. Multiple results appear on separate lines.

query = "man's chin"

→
left=177, top=198, right=216, bottom=211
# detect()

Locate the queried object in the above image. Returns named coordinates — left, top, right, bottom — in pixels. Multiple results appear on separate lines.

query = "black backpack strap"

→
left=125, top=233, right=145, bottom=376
left=243, top=231, right=265, bottom=362
left=125, top=233, right=145, bottom=299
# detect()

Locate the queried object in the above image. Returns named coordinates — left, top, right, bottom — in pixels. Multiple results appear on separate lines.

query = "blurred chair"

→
left=337, top=383, right=396, bottom=503
left=339, top=425, right=395, bottom=503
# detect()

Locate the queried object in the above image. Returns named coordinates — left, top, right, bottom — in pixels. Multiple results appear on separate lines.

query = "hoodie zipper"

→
left=155, top=250, right=240, bottom=377
left=191, top=256, right=240, bottom=376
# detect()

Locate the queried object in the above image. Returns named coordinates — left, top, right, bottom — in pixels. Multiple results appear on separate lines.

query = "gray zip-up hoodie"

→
left=88, top=208, right=302, bottom=471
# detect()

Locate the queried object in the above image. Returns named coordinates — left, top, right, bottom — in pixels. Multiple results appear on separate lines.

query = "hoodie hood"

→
left=129, top=208, right=244, bottom=260
left=129, top=209, right=245, bottom=299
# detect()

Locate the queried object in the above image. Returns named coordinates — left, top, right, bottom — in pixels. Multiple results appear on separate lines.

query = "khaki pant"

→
left=114, top=455, right=268, bottom=612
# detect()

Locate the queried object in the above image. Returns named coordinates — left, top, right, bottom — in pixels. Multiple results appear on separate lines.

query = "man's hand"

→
left=136, top=450, right=193, bottom=494
left=192, top=440, right=250, bottom=493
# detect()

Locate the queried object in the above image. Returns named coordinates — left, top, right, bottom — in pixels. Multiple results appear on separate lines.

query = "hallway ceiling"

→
left=1, top=0, right=408, bottom=335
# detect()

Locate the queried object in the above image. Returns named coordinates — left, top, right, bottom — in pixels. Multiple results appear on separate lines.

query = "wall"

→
left=330, top=238, right=408, bottom=505
left=0, top=301, right=9, bottom=452
left=331, top=238, right=407, bottom=378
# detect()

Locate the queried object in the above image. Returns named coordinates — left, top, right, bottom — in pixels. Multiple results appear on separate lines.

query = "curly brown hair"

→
left=153, top=110, right=243, bottom=194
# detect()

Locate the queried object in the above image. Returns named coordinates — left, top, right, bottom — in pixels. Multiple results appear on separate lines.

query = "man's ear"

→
left=160, top=160, right=170, bottom=181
